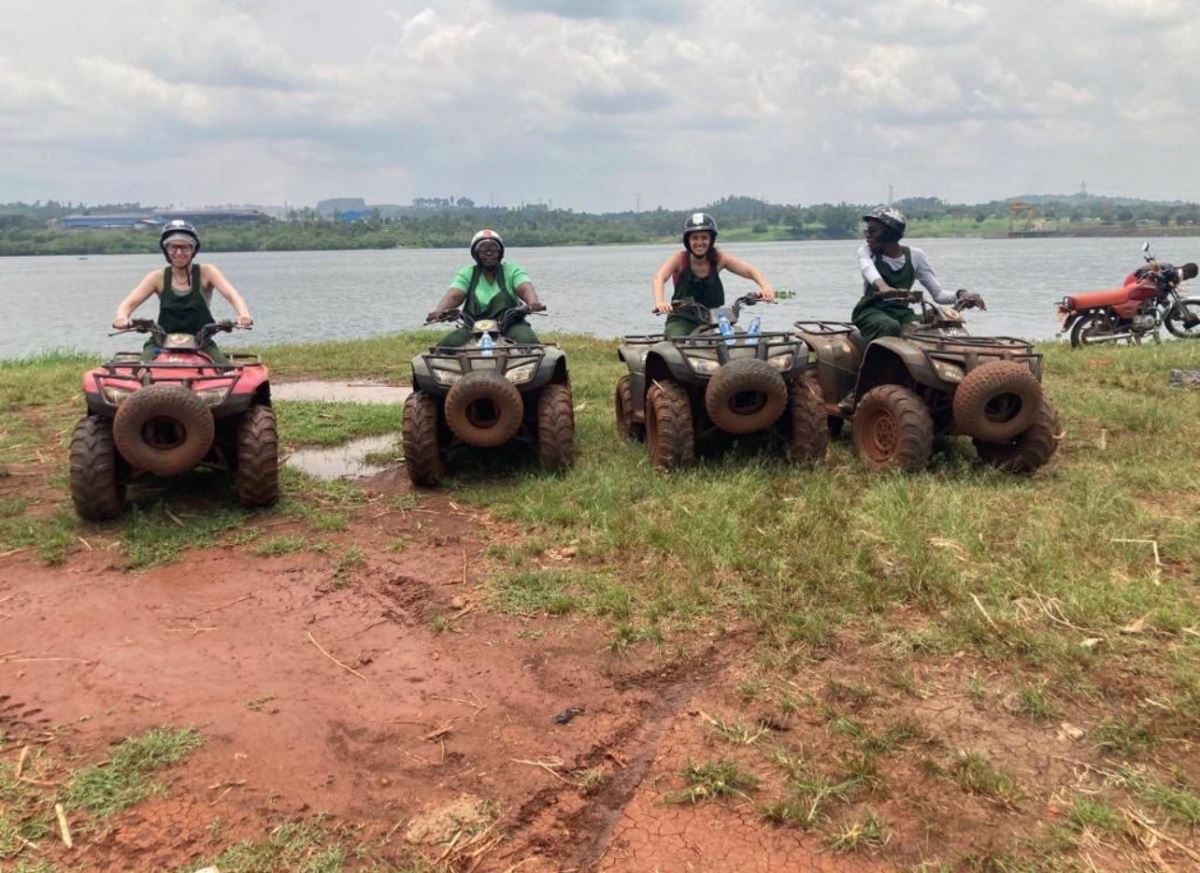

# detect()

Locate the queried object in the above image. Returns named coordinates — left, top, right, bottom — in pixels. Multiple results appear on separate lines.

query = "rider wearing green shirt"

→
left=426, top=229, right=544, bottom=347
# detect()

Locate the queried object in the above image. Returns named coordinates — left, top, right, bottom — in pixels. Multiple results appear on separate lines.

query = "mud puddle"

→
left=273, top=380, right=411, bottom=403
left=286, top=433, right=400, bottom=479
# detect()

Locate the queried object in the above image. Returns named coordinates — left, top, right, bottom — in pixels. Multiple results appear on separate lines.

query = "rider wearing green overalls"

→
left=112, top=219, right=254, bottom=363
left=426, top=229, right=545, bottom=347
left=651, top=213, right=776, bottom=337
left=852, top=206, right=985, bottom=342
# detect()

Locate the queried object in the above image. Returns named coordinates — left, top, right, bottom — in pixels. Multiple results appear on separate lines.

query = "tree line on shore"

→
left=3, top=193, right=1200, bottom=256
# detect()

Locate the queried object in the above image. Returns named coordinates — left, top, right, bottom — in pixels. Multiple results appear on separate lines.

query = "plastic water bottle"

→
left=479, top=332, right=495, bottom=357
left=746, top=315, right=762, bottom=346
left=717, top=313, right=735, bottom=346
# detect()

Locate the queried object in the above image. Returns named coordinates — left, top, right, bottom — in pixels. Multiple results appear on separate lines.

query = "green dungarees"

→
left=665, top=253, right=725, bottom=339
left=851, top=247, right=918, bottom=342
left=437, top=265, right=540, bottom=348
left=144, top=264, right=227, bottom=363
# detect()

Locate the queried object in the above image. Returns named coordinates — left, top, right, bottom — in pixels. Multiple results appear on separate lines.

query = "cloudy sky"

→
left=1, top=0, right=1195, bottom=211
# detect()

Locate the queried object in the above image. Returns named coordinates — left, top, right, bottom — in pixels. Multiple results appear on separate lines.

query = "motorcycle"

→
left=1057, top=243, right=1200, bottom=347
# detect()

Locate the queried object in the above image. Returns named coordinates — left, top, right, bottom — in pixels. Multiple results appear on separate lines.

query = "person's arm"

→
left=651, top=253, right=680, bottom=314
left=858, top=245, right=894, bottom=295
left=718, top=252, right=775, bottom=301
left=113, top=271, right=162, bottom=328
left=508, top=264, right=544, bottom=310
left=910, top=248, right=956, bottom=304
left=201, top=264, right=253, bottom=325
left=428, top=287, right=466, bottom=321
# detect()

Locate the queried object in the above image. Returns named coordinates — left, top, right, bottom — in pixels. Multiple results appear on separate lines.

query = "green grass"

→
left=185, top=821, right=345, bottom=873
left=667, top=759, right=759, bottom=804
left=62, top=727, right=202, bottom=817
left=274, top=400, right=401, bottom=447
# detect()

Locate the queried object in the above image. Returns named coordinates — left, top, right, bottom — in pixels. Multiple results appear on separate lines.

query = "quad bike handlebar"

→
left=425, top=303, right=545, bottom=332
left=654, top=291, right=766, bottom=322
left=108, top=320, right=250, bottom=345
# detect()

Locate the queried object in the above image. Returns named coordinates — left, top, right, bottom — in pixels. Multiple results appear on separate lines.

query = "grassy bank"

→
left=2, top=333, right=1199, bottom=868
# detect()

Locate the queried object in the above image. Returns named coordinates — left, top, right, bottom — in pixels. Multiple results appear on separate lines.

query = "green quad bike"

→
left=402, top=304, right=574, bottom=487
left=794, top=290, right=1060, bottom=474
left=614, top=293, right=827, bottom=470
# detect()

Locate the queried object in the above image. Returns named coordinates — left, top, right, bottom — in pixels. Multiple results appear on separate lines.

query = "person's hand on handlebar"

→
left=956, top=289, right=987, bottom=311
left=757, top=285, right=776, bottom=303
left=653, top=299, right=675, bottom=315
left=112, top=316, right=131, bottom=330
left=526, top=301, right=546, bottom=313
left=235, top=315, right=254, bottom=327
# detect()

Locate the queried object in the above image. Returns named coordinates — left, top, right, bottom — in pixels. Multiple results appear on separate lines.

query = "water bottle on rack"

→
left=717, top=312, right=735, bottom=346
left=746, top=315, right=761, bottom=346
left=479, top=332, right=495, bottom=357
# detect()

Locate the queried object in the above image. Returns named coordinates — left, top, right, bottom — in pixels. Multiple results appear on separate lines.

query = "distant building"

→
left=316, top=197, right=367, bottom=217
left=62, top=214, right=157, bottom=230
left=154, top=209, right=274, bottom=226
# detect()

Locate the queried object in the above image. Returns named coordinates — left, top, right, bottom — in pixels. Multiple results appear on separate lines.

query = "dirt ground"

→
left=1, top=454, right=1194, bottom=872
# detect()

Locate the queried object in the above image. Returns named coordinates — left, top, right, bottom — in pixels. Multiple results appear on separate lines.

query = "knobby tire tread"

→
left=236, top=404, right=280, bottom=506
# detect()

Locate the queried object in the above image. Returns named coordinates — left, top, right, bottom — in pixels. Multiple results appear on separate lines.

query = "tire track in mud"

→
left=496, top=638, right=739, bottom=868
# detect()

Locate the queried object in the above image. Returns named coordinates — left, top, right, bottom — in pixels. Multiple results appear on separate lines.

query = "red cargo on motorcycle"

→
left=1057, top=243, right=1200, bottom=347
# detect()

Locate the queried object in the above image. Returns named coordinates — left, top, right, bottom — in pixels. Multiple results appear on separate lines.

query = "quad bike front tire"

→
left=614, top=375, right=644, bottom=442
left=704, top=358, right=788, bottom=434
left=69, top=415, right=126, bottom=521
left=974, top=399, right=1062, bottom=474
left=112, top=383, right=215, bottom=476
left=444, top=372, right=524, bottom=447
left=645, top=381, right=694, bottom=471
left=403, top=391, right=444, bottom=487
left=536, top=383, right=575, bottom=472
left=952, top=361, right=1041, bottom=443
left=851, top=384, right=933, bottom=472
left=784, top=374, right=828, bottom=464
left=236, top=404, right=279, bottom=507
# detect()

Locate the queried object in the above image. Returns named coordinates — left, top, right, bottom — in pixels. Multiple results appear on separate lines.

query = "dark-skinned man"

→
left=426, top=229, right=544, bottom=346
left=852, top=206, right=985, bottom=342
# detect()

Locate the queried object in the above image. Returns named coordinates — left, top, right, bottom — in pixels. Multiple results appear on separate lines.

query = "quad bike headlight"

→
left=195, top=387, right=229, bottom=406
left=688, top=356, right=721, bottom=375
left=504, top=362, right=538, bottom=384
left=931, top=360, right=964, bottom=383
left=767, top=353, right=795, bottom=371
left=433, top=369, right=463, bottom=386
left=101, top=385, right=135, bottom=405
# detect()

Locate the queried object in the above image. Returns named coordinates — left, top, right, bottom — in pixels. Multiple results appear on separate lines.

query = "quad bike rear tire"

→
left=69, top=415, right=126, bottom=521
left=536, top=383, right=575, bottom=472
left=852, top=384, right=933, bottom=472
left=974, top=399, right=1062, bottom=474
left=952, top=361, right=1041, bottom=443
left=444, top=372, right=524, bottom=447
left=614, top=375, right=644, bottom=442
left=645, top=381, right=694, bottom=470
left=784, top=374, right=828, bottom=464
left=403, top=390, right=444, bottom=487
left=704, top=358, right=788, bottom=434
left=236, top=404, right=279, bottom=507
left=112, top=383, right=215, bottom=476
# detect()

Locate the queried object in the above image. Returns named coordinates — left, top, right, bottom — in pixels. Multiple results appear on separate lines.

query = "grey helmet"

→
left=469, top=228, right=505, bottom=262
left=159, top=219, right=201, bottom=261
left=862, top=205, right=907, bottom=240
left=681, top=212, right=718, bottom=246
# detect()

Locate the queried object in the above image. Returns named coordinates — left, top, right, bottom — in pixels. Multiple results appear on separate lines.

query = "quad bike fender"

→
left=645, top=346, right=700, bottom=386
left=853, top=338, right=947, bottom=398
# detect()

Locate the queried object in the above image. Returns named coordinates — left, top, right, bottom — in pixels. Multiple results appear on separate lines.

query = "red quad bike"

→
left=1057, top=242, right=1200, bottom=347
left=70, top=319, right=279, bottom=520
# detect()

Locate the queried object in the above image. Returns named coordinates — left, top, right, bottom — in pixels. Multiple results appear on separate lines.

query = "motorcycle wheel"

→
left=1165, top=298, right=1200, bottom=339
left=1069, top=313, right=1122, bottom=347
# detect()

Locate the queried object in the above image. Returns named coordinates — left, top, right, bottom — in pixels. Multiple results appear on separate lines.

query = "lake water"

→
left=1, top=237, right=1191, bottom=359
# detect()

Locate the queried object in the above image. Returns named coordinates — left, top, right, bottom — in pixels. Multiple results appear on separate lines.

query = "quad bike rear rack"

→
left=792, top=320, right=858, bottom=335
left=907, top=332, right=1042, bottom=375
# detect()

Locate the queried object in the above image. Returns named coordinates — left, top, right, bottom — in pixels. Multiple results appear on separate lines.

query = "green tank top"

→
left=667, top=252, right=725, bottom=332
left=158, top=265, right=215, bottom=335
left=862, top=247, right=916, bottom=294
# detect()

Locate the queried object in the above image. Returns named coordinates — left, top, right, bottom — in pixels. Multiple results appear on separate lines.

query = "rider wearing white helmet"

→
left=427, top=229, right=545, bottom=347
left=651, top=212, right=776, bottom=339
left=853, top=206, right=985, bottom=341
left=113, top=219, right=254, bottom=362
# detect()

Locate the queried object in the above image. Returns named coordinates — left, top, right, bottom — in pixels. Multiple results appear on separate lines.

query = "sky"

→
left=1, top=0, right=1196, bottom=212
